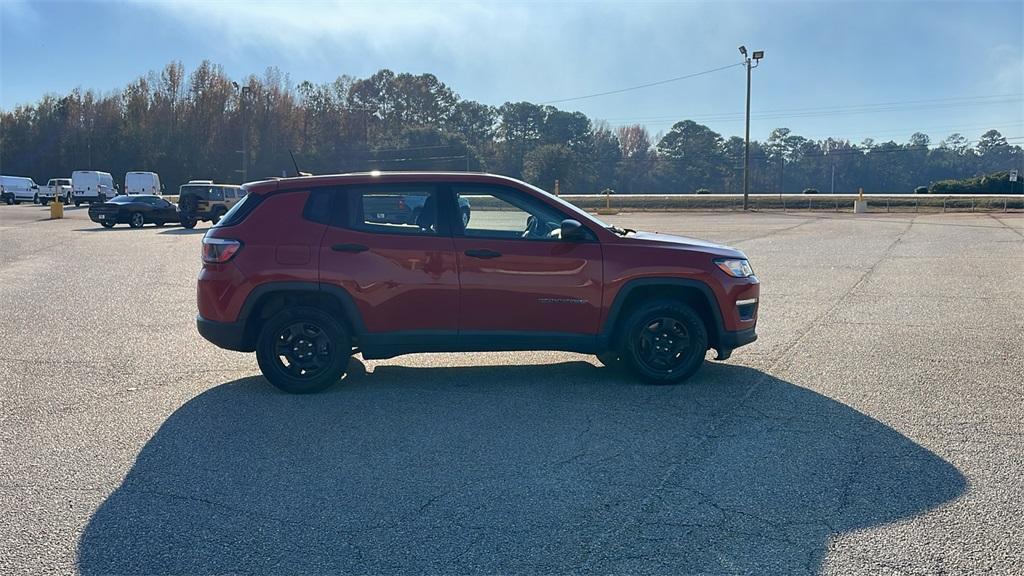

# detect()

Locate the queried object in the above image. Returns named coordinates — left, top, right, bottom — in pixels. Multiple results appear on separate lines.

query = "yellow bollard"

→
left=854, top=187, right=867, bottom=214
left=50, top=198, right=64, bottom=219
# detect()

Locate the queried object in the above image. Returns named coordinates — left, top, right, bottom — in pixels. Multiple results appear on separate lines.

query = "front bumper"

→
left=719, top=327, right=757, bottom=350
left=197, top=314, right=252, bottom=352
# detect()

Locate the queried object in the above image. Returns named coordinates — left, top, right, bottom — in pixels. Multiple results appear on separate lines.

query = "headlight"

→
left=715, top=258, right=754, bottom=278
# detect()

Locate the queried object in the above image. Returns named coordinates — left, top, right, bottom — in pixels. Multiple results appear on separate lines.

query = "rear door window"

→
left=348, top=185, right=444, bottom=236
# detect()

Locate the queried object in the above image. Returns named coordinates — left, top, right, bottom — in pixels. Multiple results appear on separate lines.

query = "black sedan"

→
left=88, top=195, right=180, bottom=228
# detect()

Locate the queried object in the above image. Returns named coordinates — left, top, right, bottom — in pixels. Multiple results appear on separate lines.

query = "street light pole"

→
left=739, top=46, right=764, bottom=211
left=241, top=85, right=250, bottom=184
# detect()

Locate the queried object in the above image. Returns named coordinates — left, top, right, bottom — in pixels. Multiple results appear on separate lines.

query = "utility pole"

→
left=739, top=46, right=764, bottom=210
left=241, top=85, right=250, bottom=184
left=234, top=82, right=250, bottom=184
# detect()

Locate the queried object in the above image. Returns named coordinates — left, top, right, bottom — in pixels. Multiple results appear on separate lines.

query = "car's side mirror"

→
left=560, top=219, right=587, bottom=242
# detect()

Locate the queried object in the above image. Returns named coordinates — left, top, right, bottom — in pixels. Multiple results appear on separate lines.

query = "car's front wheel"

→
left=621, top=300, right=708, bottom=384
left=180, top=216, right=197, bottom=229
left=256, top=307, right=352, bottom=394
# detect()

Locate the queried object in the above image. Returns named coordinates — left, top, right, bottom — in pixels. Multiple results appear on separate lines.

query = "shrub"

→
left=695, top=188, right=711, bottom=195
left=915, top=186, right=929, bottom=194
left=928, top=172, right=1020, bottom=194
left=802, top=188, right=819, bottom=195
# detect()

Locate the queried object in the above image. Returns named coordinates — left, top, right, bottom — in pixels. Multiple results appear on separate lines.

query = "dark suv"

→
left=197, top=172, right=759, bottom=393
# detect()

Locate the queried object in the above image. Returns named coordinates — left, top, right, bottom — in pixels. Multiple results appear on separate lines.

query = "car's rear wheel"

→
left=210, top=207, right=226, bottom=225
left=129, top=212, right=145, bottom=228
left=256, top=307, right=351, bottom=394
left=621, top=300, right=708, bottom=384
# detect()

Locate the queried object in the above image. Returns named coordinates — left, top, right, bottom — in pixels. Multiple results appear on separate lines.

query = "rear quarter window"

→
left=213, top=192, right=263, bottom=228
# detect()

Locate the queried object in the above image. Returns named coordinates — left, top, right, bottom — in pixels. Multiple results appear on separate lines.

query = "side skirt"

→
left=359, top=331, right=608, bottom=360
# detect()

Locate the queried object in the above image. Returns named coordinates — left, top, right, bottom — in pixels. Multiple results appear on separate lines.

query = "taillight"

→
left=202, top=237, right=242, bottom=263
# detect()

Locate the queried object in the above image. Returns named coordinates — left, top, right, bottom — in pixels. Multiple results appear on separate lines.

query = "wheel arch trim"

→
left=237, top=281, right=367, bottom=335
left=601, top=278, right=725, bottom=344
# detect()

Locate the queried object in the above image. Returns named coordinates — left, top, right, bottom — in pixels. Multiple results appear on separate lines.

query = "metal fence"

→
left=560, top=194, right=1024, bottom=213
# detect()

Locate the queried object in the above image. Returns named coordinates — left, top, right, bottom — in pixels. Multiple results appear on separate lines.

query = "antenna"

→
left=289, top=150, right=312, bottom=177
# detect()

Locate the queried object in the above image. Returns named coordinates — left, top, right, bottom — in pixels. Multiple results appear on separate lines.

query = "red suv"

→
left=197, top=172, right=759, bottom=393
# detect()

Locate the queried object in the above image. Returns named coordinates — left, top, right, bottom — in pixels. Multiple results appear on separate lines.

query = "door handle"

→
left=464, top=248, right=502, bottom=259
left=331, top=243, right=369, bottom=253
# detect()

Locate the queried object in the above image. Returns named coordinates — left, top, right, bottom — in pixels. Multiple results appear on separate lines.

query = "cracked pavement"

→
left=0, top=204, right=1021, bottom=574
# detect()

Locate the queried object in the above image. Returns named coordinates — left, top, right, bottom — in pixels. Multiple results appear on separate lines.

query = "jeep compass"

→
left=197, top=172, right=759, bottom=393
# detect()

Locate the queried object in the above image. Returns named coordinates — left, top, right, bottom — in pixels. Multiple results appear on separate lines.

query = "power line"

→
left=612, top=94, right=1023, bottom=125
left=539, top=62, right=743, bottom=105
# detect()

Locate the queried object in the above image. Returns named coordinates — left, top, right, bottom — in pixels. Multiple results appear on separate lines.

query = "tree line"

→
left=2, top=61, right=1021, bottom=194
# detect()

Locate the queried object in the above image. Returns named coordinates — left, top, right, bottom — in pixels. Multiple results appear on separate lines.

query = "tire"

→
left=210, top=208, right=225, bottom=225
left=41, top=198, right=49, bottom=206
left=74, top=200, right=81, bottom=208
left=180, top=216, right=197, bottom=229
left=101, top=221, right=115, bottom=228
left=129, top=212, right=145, bottom=228
left=461, top=208, right=471, bottom=228
left=256, top=306, right=351, bottom=394
left=620, top=300, right=709, bottom=384
left=99, top=193, right=106, bottom=203
left=154, top=220, right=165, bottom=228
left=33, top=194, right=39, bottom=204
left=4, top=196, right=12, bottom=205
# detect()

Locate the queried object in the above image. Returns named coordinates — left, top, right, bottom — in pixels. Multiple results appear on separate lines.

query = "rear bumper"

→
left=197, top=315, right=252, bottom=352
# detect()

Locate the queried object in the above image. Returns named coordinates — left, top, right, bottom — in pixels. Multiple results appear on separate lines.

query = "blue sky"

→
left=2, top=0, right=1021, bottom=144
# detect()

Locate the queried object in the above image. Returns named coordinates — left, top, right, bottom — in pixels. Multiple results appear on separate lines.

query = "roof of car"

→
left=244, top=171, right=527, bottom=195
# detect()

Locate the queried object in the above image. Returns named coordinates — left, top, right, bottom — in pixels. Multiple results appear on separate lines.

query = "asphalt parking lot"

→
left=1, top=204, right=1021, bottom=575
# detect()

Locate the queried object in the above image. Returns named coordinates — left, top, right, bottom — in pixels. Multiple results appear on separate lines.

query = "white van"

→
left=125, top=171, right=162, bottom=195
left=0, top=175, right=40, bottom=205
left=72, top=171, right=116, bottom=206
left=41, top=178, right=73, bottom=205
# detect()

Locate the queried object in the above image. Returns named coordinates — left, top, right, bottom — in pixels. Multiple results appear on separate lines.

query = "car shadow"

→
left=77, top=361, right=965, bottom=575
left=157, top=226, right=206, bottom=235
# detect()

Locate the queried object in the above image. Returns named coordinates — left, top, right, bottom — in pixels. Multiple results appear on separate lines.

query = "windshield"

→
left=518, top=180, right=610, bottom=229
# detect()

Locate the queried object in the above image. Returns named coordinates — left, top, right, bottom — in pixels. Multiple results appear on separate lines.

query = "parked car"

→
left=124, top=171, right=163, bottom=195
left=363, top=193, right=472, bottom=227
left=196, top=172, right=760, bottom=394
left=72, top=171, right=117, bottom=206
left=40, top=178, right=73, bottom=205
left=88, top=195, right=180, bottom=228
left=177, top=181, right=244, bottom=228
left=0, top=175, right=40, bottom=205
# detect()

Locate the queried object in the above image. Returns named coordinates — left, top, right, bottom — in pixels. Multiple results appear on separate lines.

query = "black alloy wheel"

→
left=256, top=307, right=351, bottom=394
left=129, top=212, right=145, bottom=228
left=622, top=300, right=708, bottom=384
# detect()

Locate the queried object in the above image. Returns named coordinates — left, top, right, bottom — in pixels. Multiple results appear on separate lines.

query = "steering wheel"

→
left=523, top=215, right=554, bottom=239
